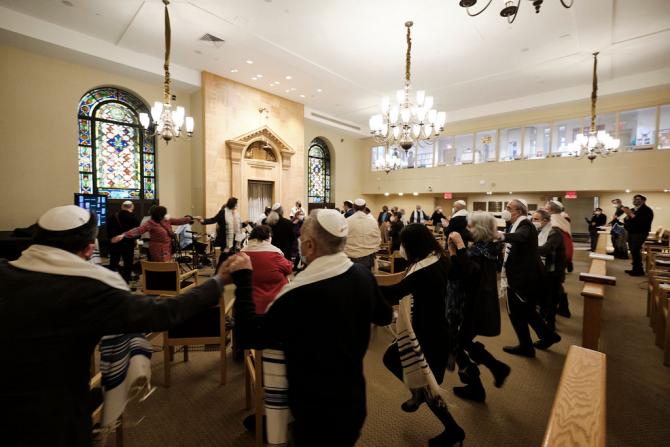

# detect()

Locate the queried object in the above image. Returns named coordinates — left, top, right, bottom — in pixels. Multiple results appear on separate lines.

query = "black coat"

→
left=0, top=260, right=222, bottom=447
left=201, top=206, right=228, bottom=248
left=431, top=211, right=446, bottom=227
left=270, top=217, right=296, bottom=259
left=380, top=259, right=451, bottom=373
left=624, top=204, right=654, bottom=235
left=453, top=243, right=502, bottom=338
left=389, top=220, right=404, bottom=251
left=586, top=213, right=607, bottom=233
left=503, top=218, right=543, bottom=299
left=409, top=210, right=429, bottom=223
left=538, top=228, right=566, bottom=282
left=106, top=209, right=140, bottom=247
left=444, top=215, right=469, bottom=241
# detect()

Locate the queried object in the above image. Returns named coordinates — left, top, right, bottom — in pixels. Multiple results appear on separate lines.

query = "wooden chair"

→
left=141, top=261, right=198, bottom=296
left=161, top=286, right=235, bottom=387
left=244, top=349, right=264, bottom=447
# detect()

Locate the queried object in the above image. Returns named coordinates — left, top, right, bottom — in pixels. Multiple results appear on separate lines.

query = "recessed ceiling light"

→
left=256, top=74, right=263, bottom=78
left=509, top=191, right=513, bottom=194
left=269, top=84, right=275, bottom=87
left=273, top=81, right=280, bottom=85
left=398, top=192, right=404, bottom=196
left=285, top=75, right=292, bottom=80
left=413, top=192, right=419, bottom=196
left=384, top=192, right=390, bottom=197
left=290, top=87, right=296, bottom=91
left=230, top=69, right=238, bottom=73
left=486, top=191, right=493, bottom=195
left=246, top=60, right=254, bottom=64
left=251, top=77, right=257, bottom=81
left=316, top=88, right=323, bottom=92
left=625, top=189, right=631, bottom=193
left=299, top=94, right=305, bottom=98
left=285, top=89, right=290, bottom=93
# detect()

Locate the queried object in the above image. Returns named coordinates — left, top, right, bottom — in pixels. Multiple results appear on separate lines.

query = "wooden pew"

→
left=542, top=345, right=606, bottom=447
left=579, top=233, right=616, bottom=351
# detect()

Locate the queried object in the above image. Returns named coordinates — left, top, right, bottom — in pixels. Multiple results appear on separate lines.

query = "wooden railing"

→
left=542, top=345, right=606, bottom=447
left=578, top=231, right=616, bottom=351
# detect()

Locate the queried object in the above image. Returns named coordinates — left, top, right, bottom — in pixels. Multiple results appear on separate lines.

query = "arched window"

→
left=77, top=87, right=156, bottom=199
left=245, top=141, right=277, bottom=162
left=307, top=137, right=331, bottom=204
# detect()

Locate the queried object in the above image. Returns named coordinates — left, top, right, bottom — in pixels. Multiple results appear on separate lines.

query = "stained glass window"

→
left=77, top=87, right=156, bottom=200
left=308, top=138, right=331, bottom=204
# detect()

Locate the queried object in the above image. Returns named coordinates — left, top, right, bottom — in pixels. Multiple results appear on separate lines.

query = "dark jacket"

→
left=106, top=209, right=140, bottom=246
left=380, top=258, right=451, bottom=374
left=452, top=242, right=502, bottom=338
left=201, top=206, right=228, bottom=248
left=344, top=208, right=355, bottom=218
left=389, top=220, right=404, bottom=251
left=270, top=217, right=296, bottom=259
left=586, top=213, right=607, bottom=233
left=538, top=228, right=566, bottom=283
left=409, top=210, right=429, bottom=224
left=444, top=214, right=468, bottom=241
left=431, top=211, right=446, bottom=227
left=377, top=211, right=390, bottom=225
left=503, top=218, right=543, bottom=299
left=0, top=260, right=222, bottom=447
left=624, top=204, right=654, bottom=235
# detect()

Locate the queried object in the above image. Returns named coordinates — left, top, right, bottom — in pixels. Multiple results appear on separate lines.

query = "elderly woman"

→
left=380, top=224, right=465, bottom=447
left=448, top=213, right=510, bottom=403
left=111, top=205, right=192, bottom=262
left=197, top=197, right=241, bottom=253
left=240, top=225, right=293, bottom=314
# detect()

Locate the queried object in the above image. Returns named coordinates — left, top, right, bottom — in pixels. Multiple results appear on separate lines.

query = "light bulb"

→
left=381, top=96, right=390, bottom=114
left=151, top=102, right=163, bottom=121
left=401, top=108, right=411, bottom=123
left=436, top=111, right=447, bottom=128
left=369, top=116, right=377, bottom=131
left=389, top=105, right=400, bottom=124
left=412, top=124, right=421, bottom=138
left=393, top=126, right=400, bottom=139
left=417, top=107, right=427, bottom=122
left=185, top=116, right=194, bottom=133
left=416, top=90, right=426, bottom=107
left=424, top=96, right=434, bottom=110
left=139, top=112, right=150, bottom=129
left=396, top=89, right=405, bottom=103
left=427, top=109, right=437, bottom=124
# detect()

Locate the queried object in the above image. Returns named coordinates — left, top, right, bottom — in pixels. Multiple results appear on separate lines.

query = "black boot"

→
left=401, top=388, right=425, bottom=413
left=468, top=342, right=511, bottom=388
left=426, top=400, right=465, bottom=447
left=453, top=377, right=486, bottom=402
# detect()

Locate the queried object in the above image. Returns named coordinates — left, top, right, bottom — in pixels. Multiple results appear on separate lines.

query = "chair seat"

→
left=167, top=308, right=220, bottom=338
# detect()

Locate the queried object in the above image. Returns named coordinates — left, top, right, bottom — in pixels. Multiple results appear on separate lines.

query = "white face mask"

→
left=533, top=221, right=542, bottom=230
left=399, top=244, right=407, bottom=260
left=298, top=239, right=308, bottom=265
left=501, top=210, right=512, bottom=222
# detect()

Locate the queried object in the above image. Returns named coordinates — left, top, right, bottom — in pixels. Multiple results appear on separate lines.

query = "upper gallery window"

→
left=499, top=127, right=521, bottom=162
left=619, top=107, right=657, bottom=150
left=659, top=105, right=670, bottom=149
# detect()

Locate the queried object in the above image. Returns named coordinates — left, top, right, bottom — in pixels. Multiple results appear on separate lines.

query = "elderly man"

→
left=409, top=204, right=429, bottom=224
left=0, top=205, right=227, bottom=447
left=444, top=200, right=469, bottom=241
left=499, top=199, right=561, bottom=357
left=267, top=203, right=296, bottom=260
left=106, top=200, right=140, bottom=282
left=623, top=194, right=654, bottom=276
left=344, top=198, right=382, bottom=270
left=229, top=209, right=393, bottom=447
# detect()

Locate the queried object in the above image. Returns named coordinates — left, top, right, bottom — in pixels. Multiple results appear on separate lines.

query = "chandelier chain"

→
left=163, top=0, right=171, bottom=105
left=405, top=22, right=412, bottom=83
left=590, top=52, right=599, bottom=133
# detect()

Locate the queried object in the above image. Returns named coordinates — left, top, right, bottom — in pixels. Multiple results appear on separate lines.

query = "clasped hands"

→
left=216, top=252, right=253, bottom=285
left=446, top=232, right=465, bottom=256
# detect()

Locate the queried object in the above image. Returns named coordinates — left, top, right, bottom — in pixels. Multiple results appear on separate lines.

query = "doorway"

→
left=248, top=180, right=273, bottom=222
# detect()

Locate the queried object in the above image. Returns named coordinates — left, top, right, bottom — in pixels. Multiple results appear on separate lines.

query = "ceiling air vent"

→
left=199, top=33, right=225, bottom=48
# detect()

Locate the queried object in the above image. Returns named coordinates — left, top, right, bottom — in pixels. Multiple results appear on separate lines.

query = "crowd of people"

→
left=0, top=192, right=654, bottom=447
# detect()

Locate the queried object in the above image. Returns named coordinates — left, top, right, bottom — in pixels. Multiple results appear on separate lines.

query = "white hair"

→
left=468, top=212, right=497, bottom=242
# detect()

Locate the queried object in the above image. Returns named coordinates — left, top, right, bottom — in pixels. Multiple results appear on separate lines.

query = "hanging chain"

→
left=163, top=0, right=171, bottom=105
left=405, top=21, right=412, bottom=83
left=590, top=52, right=599, bottom=133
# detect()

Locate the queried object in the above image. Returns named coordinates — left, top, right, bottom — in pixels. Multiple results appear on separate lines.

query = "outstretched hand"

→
left=216, top=252, right=253, bottom=284
left=110, top=235, right=124, bottom=244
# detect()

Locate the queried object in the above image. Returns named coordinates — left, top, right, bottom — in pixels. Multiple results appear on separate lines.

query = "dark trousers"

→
left=589, top=230, right=598, bottom=251
left=109, top=243, right=134, bottom=282
left=290, top=404, right=364, bottom=447
left=507, top=288, right=552, bottom=348
left=627, top=232, right=646, bottom=273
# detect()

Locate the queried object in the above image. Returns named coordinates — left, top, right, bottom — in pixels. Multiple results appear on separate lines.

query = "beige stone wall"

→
left=0, top=44, right=197, bottom=230
left=202, top=72, right=304, bottom=220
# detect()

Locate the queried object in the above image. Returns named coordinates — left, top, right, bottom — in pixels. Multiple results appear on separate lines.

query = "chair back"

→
left=141, top=261, right=190, bottom=295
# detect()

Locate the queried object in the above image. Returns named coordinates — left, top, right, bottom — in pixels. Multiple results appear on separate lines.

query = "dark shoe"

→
left=401, top=389, right=425, bottom=413
left=566, top=262, right=574, bottom=273
left=556, top=307, right=571, bottom=318
left=490, top=361, right=511, bottom=388
left=534, top=333, right=562, bottom=350
left=628, top=270, right=645, bottom=277
left=453, top=383, right=486, bottom=402
left=428, top=427, right=466, bottom=447
left=503, top=345, right=535, bottom=358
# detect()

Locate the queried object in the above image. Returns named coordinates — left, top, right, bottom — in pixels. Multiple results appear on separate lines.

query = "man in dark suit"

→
left=409, top=205, right=429, bottom=224
left=623, top=194, right=654, bottom=276
left=499, top=199, right=560, bottom=357
left=444, top=200, right=469, bottom=241
left=106, top=200, right=140, bottom=282
left=585, top=208, right=607, bottom=251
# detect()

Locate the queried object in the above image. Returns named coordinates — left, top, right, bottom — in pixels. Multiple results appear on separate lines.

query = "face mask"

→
left=501, top=210, right=512, bottom=222
left=451, top=208, right=455, bottom=214
left=533, top=221, right=542, bottom=230
left=298, top=239, right=308, bottom=265
left=595, top=211, right=602, bottom=215
left=399, top=244, right=407, bottom=260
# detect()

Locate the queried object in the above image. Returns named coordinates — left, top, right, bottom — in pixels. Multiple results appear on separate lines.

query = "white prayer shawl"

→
left=241, top=239, right=285, bottom=255
left=396, top=254, right=449, bottom=404
left=263, top=252, right=353, bottom=446
left=10, top=245, right=153, bottom=431
left=538, top=223, right=552, bottom=247
left=451, top=209, right=468, bottom=219
left=551, top=213, right=572, bottom=235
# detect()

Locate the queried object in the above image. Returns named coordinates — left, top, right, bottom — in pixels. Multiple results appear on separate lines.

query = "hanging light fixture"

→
left=139, top=0, right=194, bottom=143
left=569, top=52, right=620, bottom=162
left=369, top=21, right=447, bottom=152
left=375, top=145, right=407, bottom=173
left=458, top=0, right=574, bottom=24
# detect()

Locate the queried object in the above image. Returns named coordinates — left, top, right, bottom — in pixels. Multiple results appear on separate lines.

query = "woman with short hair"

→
left=111, top=206, right=192, bottom=262
left=240, top=225, right=293, bottom=314
left=380, top=223, right=465, bottom=447
left=448, top=212, right=510, bottom=403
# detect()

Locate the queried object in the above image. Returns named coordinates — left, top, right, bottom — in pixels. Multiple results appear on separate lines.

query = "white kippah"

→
left=38, top=205, right=92, bottom=231
left=272, top=202, right=282, bottom=211
left=316, top=209, right=348, bottom=238
left=550, top=199, right=563, bottom=210
left=354, top=198, right=366, bottom=207
left=454, top=200, right=466, bottom=207
left=517, top=198, right=528, bottom=208
left=122, top=200, right=133, bottom=207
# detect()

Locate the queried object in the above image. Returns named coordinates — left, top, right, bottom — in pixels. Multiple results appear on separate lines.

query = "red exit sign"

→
left=444, top=192, right=453, bottom=199
left=565, top=191, right=578, bottom=199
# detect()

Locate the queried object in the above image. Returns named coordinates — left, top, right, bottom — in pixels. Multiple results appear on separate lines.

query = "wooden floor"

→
left=114, top=249, right=670, bottom=447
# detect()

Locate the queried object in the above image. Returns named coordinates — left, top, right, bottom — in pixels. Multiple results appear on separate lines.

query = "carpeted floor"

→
left=117, top=250, right=670, bottom=446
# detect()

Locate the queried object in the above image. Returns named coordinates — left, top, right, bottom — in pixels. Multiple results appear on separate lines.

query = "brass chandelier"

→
left=458, top=0, right=574, bottom=24
left=139, top=0, right=194, bottom=143
left=369, top=21, right=447, bottom=152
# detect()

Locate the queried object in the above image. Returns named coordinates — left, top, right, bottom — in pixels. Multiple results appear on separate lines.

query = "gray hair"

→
left=303, top=210, right=346, bottom=255
left=468, top=212, right=497, bottom=243
left=510, top=199, right=528, bottom=216
left=266, top=211, right=280, bottom=226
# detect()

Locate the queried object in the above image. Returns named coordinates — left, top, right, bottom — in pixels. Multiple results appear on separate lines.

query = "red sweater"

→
left=244, top=249, right=292, bottom=314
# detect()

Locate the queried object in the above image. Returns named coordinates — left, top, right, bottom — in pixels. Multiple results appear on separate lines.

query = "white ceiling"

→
left=1, top=0, right=669, bottom=133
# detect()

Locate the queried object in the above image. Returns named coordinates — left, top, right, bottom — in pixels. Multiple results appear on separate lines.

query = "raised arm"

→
left=201, top=208, right=224, bottom=226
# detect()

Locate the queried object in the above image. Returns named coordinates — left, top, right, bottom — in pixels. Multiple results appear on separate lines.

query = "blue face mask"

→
left=298, top=239, right=308, bottom=265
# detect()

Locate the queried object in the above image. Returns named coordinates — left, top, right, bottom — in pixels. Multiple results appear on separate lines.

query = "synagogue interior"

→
left=1, top=1, right=670, bottom=446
